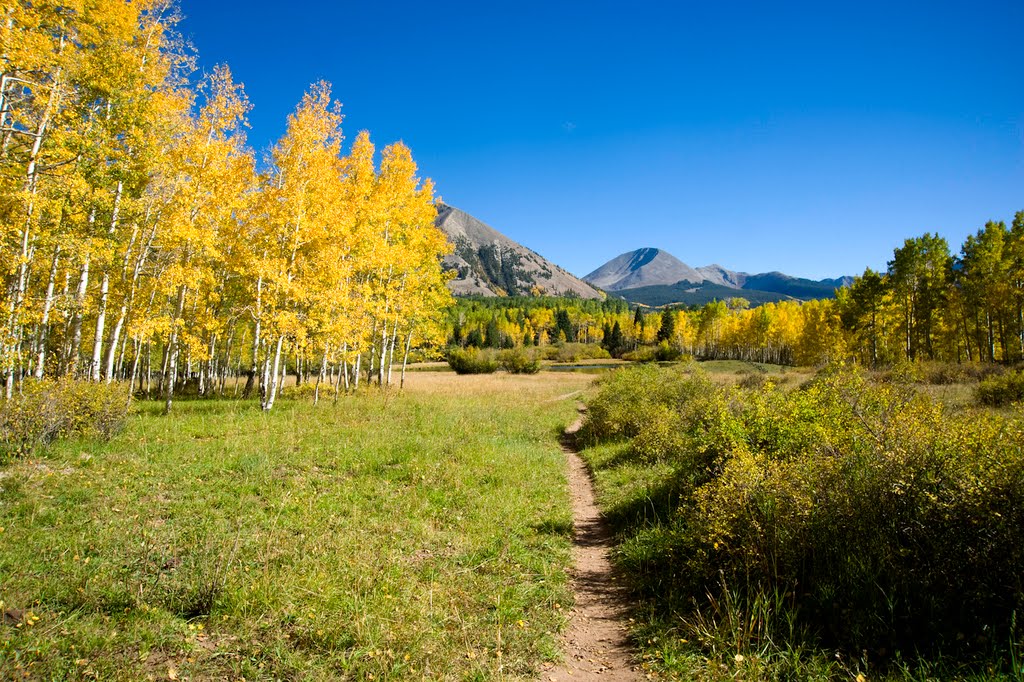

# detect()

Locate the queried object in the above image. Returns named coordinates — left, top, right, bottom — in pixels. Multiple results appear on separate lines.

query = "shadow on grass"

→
left=601, top=475, right=686, bottom=537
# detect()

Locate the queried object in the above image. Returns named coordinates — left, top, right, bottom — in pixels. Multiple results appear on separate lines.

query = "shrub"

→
left=737, top=372, right=769, bottom=390
left=653, top=340, right=683, bottom=361
left=446, top=348, right=499, bottom=374
left=579, top=365, right=680, bottom=443
left=0, top=379, right=131, bottom=461
left=916, top=360, right=1005, bottom=385
left=65, top=380, right=133, bottom=439
left=280, top=382, right=317, bottom=400
left=976, top=369, right=1024, bottom=406
left=882, top=360, right=1007, bottom=386
left=880, top=359, right=924, bottom=384
left=541, top=343, right=611, bottom=363
left=621, top=345, right=659, bottom=363
left=579, top=363, right=710, bottom=446
left=581, top=363, right=1024, bottom=672
left=497, top=348, right=541, bottom=374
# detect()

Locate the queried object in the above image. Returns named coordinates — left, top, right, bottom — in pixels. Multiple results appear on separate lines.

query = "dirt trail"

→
left=544, top=408, right=642, bottom=681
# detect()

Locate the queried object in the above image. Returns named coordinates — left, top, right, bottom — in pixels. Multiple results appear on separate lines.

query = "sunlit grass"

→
left=0, top=371, right=593, bottom=680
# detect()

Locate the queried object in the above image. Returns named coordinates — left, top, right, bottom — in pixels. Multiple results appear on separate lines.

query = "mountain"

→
left=584, top=248, right=849, bottom=307
left=583, top=248, right=704, bottom=291
left=819, top=275, right=855, bottom=289
left=435, top=203, right=602, bottom=299
left=695, top=264, right=748, bottom=288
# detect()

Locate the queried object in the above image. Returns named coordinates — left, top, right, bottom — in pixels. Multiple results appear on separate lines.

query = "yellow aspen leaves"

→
left=1, top=4, right=452, bottom=409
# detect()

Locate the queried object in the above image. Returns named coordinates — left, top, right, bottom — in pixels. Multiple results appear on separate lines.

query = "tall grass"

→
left=0, top=372, right=591, bottom=680
left=578, top=363, right=1024, bottom=679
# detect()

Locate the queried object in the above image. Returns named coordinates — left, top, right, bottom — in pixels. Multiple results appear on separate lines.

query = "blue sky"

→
left=179, top=1, right=1023, bottom=280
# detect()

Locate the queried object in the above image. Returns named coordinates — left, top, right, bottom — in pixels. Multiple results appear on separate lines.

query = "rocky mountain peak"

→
left=434, top=204, right=602, bottom=299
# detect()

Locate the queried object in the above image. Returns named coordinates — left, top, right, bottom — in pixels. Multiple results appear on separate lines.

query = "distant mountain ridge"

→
left=435, top=204, right=602, bottom=299
left=584, top=248, right=851, bottom=306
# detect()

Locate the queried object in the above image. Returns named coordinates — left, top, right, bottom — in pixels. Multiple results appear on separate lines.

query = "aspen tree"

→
left=156, top=66, right=253, bottom=413
left=256, top=82, right=343, bottom=411
left=1, top=1, right=78, bottom=392
left=4, top=5, right=457, bottom=402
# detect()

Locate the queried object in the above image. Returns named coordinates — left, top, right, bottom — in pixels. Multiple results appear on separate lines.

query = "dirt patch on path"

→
left=545, top=408, right=643, bottom=681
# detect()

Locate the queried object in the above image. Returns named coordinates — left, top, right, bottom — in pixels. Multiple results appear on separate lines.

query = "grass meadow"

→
left=1, top=371, right=592, bottom=680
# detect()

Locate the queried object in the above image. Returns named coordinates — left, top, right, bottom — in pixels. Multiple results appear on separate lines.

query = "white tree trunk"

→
left=386, top=325, right=400, bottom=386
left=67, top=255, right=91, bottom=377
left=128, top=337, right=141, bottom=401
left=245, top=275, right=263, bottom=399
left=262, top=335, right=285, bottom=411
left=104, top=219, right=156, bottom=382
left=90, top=180, right=123, bottom=382
left=277, top=350, right=287, bottom=399
left=314, top=344, right=329, bottom=406
left=5, top=64, right=60, bottom=360
left=33, top=244, right=61, bottom=378
left=163, top=285, right=187, bottom=414
left=378, top=319, right=389, bottom=386
left=90, top=271, right=110, bottom=381
left=104, top=309, right=127, bottom=383
left=400, top=330, right=413, bottom=389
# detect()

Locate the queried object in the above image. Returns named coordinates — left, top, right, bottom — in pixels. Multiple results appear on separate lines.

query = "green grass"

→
left=0, top=372, right=591, bottom=680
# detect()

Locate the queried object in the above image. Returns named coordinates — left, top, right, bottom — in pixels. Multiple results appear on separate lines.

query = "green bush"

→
left=541, top=342, right=611, bottom=363
left=880, top=359, right=924, bottom=384
left=653, top=340, right=683, bottom=361
left=621, top=345, right=659, bottom=362
left=0, top=379, right=131, bottom=461
left=976, top=369, right=1024, bottom=406
left=497, top=348, right=541, bottom=374
left=579, top=364, right=702, bottom=444
left=446, top=347, right=499, bottom=374
left=581, top=363, right=1024, bottom=673
left=737, top=371, right=783, bottom=390
left=280, top=382, right=317, bottom=400
left=621, top=344, right=690, bottom=364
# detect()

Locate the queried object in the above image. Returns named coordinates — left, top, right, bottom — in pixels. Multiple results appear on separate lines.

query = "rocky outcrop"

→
left=436, top=203, right=602, bottom=299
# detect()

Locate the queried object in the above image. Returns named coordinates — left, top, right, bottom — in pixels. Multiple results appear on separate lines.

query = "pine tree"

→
left=657, top=309, right=676, bottom=343
left=607, top=320, right=625, bottom=357
left=554, top=309, right=575, bottom=342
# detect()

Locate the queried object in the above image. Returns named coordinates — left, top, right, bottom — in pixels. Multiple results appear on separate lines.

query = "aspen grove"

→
left=1, top=2, right=453, bottom=411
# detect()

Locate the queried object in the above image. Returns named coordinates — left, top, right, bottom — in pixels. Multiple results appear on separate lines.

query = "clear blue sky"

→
left=179, top=0, right=1023, bottom=281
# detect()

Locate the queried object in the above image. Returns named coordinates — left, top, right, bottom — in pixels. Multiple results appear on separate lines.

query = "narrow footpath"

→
left=545, top=407, right=643, bottom=681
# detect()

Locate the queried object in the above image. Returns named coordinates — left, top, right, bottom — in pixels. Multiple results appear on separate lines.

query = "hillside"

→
left=612, top=281, right=795, bottom=308
left=436, top=204, right=602, bottom=299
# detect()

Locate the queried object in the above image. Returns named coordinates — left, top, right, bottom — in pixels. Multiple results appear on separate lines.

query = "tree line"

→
left=1, top=1, right=452, bottom=411
left=841, top=215, right=1024, bottom=366
left=445, top=212, right=1024, bottom=369
left=446, top=294, right=836, bottom=365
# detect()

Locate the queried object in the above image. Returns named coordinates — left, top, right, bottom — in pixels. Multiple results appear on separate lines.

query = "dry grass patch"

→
left=402, top=369, right=594, bottom=400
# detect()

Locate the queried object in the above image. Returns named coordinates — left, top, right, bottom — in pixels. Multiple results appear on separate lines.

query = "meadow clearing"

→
left=0, top=371, right=592, bottom=680
left=3, top=361, right=1023, bottom=681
